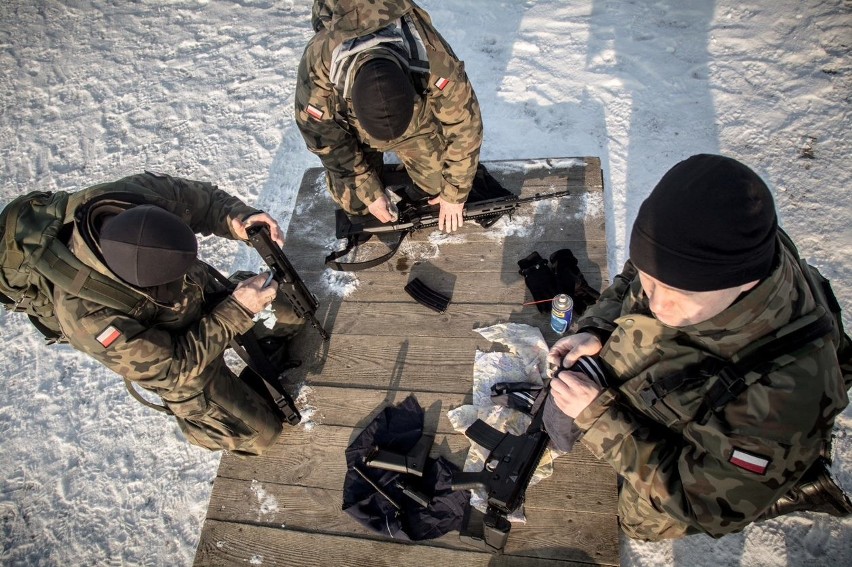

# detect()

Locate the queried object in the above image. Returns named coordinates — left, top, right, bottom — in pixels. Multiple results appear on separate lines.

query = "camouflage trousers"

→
left=164, top=279, right=304, bottom=456
left=328, top=135, right=445, bottom=215
left=618, top=481, right=695, bottom=541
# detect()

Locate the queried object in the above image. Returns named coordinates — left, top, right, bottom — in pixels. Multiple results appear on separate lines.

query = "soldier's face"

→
left=637, top=270, right=758, bottom=327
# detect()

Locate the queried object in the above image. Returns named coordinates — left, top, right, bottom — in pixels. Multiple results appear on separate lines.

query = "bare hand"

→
left=547, top=332, right=603, bottom=374
left=550, top=370, right=602, bottom=418
left=428, top=196, right=464, bottom=233
left=231, top=213, right=284, bottom=247
left=232, top=273, right=278, bottom=315
left=367, top=194, right=396, bottom=223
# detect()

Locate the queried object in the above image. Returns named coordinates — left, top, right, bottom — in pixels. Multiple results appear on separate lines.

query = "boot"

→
left=760, top=458, right=852, bottom=520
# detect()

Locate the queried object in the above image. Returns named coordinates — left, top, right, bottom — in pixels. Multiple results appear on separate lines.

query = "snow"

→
left=1, top=0, right=850, bottom=565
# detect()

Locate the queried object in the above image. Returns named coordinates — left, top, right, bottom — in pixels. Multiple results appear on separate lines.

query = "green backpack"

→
left=0, top=190, right=143, bottom=342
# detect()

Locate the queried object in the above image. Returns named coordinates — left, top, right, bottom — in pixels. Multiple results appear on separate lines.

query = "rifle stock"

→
left=247, top=225, right=329, bottom=340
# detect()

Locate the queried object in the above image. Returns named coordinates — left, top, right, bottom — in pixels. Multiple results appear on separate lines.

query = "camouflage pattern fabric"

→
left=296, top=0, right=483, bottom=214
left=572, top=237, right=850, bottom=540
left=53, top=172, right=298, bottom=456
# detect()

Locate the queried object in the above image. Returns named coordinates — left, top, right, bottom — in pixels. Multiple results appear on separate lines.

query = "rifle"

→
left=247, top=225, right=330, bottom=341
left=450, top=397, right=551, bottom=553
left=326, top=188, right=571, bottom=271
left=451, top=356, right=609, bottom=552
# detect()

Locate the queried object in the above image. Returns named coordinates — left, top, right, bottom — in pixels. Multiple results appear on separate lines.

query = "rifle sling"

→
left=230, top=333, right=302, bottom=426
left=325, top=230, right=410, bottom=272
left=123, top=378, right=171, bottom=414
left=694, top=308, right=835, bottom=425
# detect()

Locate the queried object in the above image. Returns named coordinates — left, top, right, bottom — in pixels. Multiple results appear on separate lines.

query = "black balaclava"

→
left=351, top=57, right=416, bottom=141
left=629, top=154, right=778, bottom=292
left=99, top=205, right=198, bottom=288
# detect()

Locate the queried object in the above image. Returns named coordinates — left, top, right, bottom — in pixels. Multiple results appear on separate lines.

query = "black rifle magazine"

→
left=404, top=277, right=451, bottom=313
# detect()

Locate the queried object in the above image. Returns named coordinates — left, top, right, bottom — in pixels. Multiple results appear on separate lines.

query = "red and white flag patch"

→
left=306, top=104, right=324, bottom=120
left=729, top=449, right=770, bottom=475
left=96, top=325, right=122, bottom=348
left=434, top=77, right=450, bottom=90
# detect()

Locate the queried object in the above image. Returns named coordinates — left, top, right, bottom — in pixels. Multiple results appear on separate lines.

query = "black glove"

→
left=549, top=249, right=601, bottom=316
left=518, top=251, right=558, bottom=313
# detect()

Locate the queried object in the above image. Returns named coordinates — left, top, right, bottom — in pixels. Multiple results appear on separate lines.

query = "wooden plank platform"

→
left=194, top=158, right=619, bottom=566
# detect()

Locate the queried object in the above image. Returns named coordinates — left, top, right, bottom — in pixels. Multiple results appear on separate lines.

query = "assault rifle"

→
left=326, top=187, right=572, bottom=271
left=248, top=225, right=329, bottom=341
left=451, top=400, right=551, bottom=553
left=451, top=356, right=609, bottom=552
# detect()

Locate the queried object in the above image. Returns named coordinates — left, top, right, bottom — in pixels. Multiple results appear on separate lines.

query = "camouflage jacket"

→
left=53, top=172, right=260, bottom=402
left=295, top=0, right=483, bottom=208
left=573, top=236, right=849, bottom=537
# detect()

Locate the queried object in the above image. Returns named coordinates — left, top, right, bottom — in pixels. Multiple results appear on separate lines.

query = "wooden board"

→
left=194, top=158, right=620, bottom=566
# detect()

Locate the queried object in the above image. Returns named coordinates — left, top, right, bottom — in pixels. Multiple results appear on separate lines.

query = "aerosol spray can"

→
left=550, top=293, right=574, bottom=335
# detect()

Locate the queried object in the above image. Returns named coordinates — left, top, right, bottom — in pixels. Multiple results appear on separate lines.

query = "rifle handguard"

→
left=247, top=225, right=330, bottom=340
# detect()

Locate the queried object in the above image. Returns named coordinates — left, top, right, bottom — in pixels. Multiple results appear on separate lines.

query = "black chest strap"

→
left=638, top=308, right=835, bottom=424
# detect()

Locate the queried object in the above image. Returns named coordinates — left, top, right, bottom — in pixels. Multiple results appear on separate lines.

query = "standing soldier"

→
left=49, top=172, right=303, bottom=456
left=295, top=0, right=483, bottom=233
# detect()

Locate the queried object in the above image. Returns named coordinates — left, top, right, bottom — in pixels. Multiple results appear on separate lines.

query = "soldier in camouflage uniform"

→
left=545, top=155, right=850, bottom=540
left=295, top=0, right=483, bottom=233
left=53, top=172, right=302, bottom=456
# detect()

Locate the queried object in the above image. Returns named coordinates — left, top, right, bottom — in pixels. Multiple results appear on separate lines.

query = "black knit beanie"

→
left=100, top=205, right=198, bottom=288
left=351, top=58, right=416, bottom=141
left=629, top=154, right=778, bottom=291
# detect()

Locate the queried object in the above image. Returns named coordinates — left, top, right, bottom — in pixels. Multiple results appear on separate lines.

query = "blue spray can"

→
left=550, top=293, right=574, bottom=335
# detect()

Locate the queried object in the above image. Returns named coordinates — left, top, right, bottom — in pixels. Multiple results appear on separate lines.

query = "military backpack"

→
left=0, top=190, right=143, bottom=342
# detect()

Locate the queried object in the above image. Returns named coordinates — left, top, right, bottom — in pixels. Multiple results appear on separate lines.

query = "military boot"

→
left=759, top=458, right=852, bottom=520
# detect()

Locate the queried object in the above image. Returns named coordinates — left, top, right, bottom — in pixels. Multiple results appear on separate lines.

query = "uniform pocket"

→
left=166, top=390, right=260, bottom=451
left=165, top=391, right=208, bottom=418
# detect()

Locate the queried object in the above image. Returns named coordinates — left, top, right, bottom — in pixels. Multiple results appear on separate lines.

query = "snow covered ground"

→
left=1, top=1, right=850, bottom=565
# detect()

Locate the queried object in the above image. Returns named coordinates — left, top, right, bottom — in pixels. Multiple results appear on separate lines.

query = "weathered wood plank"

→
left=289, top=335, right=492, bottom=393
left=302, top=388, right=473, bottom=432
left=195, top=518, right=615, bottom=566
left=289, top=239, right=609, bottom=306
left=314, top=301, right=554, bottom=338
left=296, top=386, right=618, bottom=505
left=211, top=451, right=616, bottom=522
left=216, top=424, right=612, bottom=508
left=202, top=483, right=620, bottom=564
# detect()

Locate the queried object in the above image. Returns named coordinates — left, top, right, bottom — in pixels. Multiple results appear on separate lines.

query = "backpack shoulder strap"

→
left=36, top=239, right=144, bottom=313
left=695, top=306, right=836, bottom=425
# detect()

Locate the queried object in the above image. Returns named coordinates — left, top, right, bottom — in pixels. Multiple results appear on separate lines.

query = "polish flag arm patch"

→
left=96, top=325, right=122, bottom=348
left=434, top=77, right=450, bottom=90
left=306, top=104, right=324, bottom=120
left=729, top=449, right=770, bottom=475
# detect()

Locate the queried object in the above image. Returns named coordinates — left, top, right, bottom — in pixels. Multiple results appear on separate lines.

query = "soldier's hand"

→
left=547, top=332, right=603, bottom=375
left=428, top=196, right=464, bottom=233
left=232, top=273, right=278, bottom=315
left=231, top=213, right=285, bottom=247
left=367, top=194, right=396, bottom=223
left=550, top=370, right=602, bottom=418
